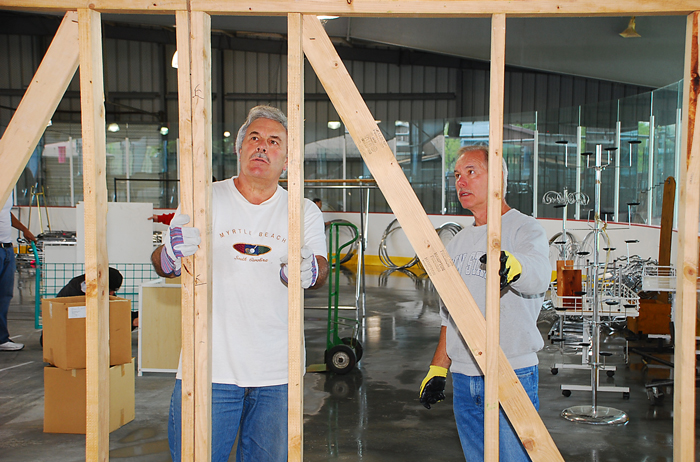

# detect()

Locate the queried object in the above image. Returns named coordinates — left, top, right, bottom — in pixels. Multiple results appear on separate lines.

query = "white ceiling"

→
left=105, top=14, right=687, bottom=89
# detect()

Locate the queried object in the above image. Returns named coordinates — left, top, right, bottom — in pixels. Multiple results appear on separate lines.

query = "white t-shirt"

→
left=176, top=178, right=326, bottom=387
left=0, top=193, right=14, bottom=244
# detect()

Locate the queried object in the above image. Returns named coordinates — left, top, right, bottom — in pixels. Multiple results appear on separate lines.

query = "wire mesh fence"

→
left=37, top=262, right=160, bottom=328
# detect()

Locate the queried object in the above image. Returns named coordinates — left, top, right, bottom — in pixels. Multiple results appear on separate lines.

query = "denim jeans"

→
left=168, top=379, right=288, bottom=462
left=452, top=366, right=539, bottom=462
left=0, top=247, right=16, bottom=344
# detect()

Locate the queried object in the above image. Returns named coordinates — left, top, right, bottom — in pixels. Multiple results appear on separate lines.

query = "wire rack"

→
left=37, top=262, right=160, bottom=328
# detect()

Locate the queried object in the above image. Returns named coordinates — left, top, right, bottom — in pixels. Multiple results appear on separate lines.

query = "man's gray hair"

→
left=235, top=105, right=288, bottom=154
left=456, top=145, right=508, bottom=195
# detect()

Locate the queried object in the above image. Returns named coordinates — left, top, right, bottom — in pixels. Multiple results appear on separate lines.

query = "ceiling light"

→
left=224, top=131, right=231, bottom=138
left=620, top=17, right=641, bottom=38
left=171, top=50, right=178, bottom=69
left=327, top=121, right=342, bottom=130
left=160, top=126, right=169, bottom=136
left=108, top=123, right=120, bottom=133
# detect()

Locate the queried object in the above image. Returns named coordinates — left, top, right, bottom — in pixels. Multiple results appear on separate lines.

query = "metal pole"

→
left=125, top=137, right=131, bottom=203
left=674, top=107, right=682, bottom=230
left=342, top=130, right=347, bottom=212
left=648, top=115, right=655, bottom=224
left=576, top=126, right=582, bottom=220
left=441, top=124, right=446, bottom=215
left=614, top=121, right=621, bottom=222
left=591, top=144, right=602, bottom=415
left=69, top=137, right=75, bottom=207
left=533, top=127, right=539, bottom=217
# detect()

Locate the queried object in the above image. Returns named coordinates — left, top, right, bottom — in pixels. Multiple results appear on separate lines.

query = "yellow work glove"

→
left=479, top=250, right=522, bottom=290
left=419, top=365, right=448, bottom=409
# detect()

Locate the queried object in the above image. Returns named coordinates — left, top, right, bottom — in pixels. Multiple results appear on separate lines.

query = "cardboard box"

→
left=44, top=359, right=135, bottom=434
left=42, top=296, right=132, bottom=370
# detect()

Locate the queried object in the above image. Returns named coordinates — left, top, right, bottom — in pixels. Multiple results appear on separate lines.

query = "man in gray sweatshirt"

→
left=419, top=145, right=550, bottom=462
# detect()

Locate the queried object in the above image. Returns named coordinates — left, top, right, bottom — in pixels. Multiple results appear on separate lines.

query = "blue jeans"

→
left=168, top=379, right=288, bottom=462
left=452, top=366, right=539, bottom=462
left=0, top=247, right=16, bottom=344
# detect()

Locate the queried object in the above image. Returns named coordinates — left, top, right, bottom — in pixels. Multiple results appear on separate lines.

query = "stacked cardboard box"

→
left=42, top=296, right=135, bottom=434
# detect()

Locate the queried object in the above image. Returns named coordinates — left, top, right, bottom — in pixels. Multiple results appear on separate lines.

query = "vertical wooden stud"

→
left=190, top=12, right=213, bottom=462
left=0, top=11, right=79, bottom=206
left=78, top=8, right=110, bottom=462
left=485, top=12, right=506, bottom=462
left=176, top=10, right=212, bottom=462
left=301, top=15, right=562, bottom=462
left=287, top=12, right=305, bottom=462
left=175, top=11, right=196, bottom=460
left=674, top=11, right=700, bottom=462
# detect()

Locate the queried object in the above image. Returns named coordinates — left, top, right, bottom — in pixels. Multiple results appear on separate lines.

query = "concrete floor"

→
left=0, top=266, right=695, bottom=461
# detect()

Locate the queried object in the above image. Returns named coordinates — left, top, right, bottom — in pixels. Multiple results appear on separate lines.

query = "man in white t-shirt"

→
left=0, top=191, right=36, bottom=351
left=151, top=106, right=328, bottom=462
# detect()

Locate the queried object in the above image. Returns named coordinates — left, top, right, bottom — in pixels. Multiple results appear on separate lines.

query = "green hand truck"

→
left=322, top=221, right=363, bottom=374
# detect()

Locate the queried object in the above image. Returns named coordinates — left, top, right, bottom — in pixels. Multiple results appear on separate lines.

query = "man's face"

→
left=454, top=150, right=489, bottom=213
left=238, top=118, right=288, bottom=183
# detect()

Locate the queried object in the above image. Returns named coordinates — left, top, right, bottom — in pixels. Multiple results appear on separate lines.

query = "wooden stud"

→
left=174, top=10, right=214, bottom=462
left=287, top=12, right=305, bottom=462
left=301, top=15, right=563, bottom=462
left=485, top=12, right=505, bottom=461
left=78, top=8, right=110, bottom=462
left=674, top=11, right=700, bottom=462
left=0, top=11, right=79, bottom=207
left=175, top=11, right=196, bottom=460
left=189, top=12, right=213, bottom=462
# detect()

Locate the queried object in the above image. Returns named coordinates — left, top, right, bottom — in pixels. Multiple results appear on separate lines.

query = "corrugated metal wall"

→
left=0, top=30, right=650, bottom=140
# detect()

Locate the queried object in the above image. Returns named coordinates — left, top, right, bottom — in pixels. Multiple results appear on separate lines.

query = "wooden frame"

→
left=77, top=8, right=110, bottom=461
left=286, top=12, right=305, bottom=461
left=485, top=13, right=506, bottom=460
left=674, top=11, right=700, bottom=462
left=0, top=2, right=697, bottom=461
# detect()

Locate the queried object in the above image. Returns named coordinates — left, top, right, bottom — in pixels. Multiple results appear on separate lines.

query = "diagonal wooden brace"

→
left=301, top=15, right=563, bottom=462
left=0, top=11, right=79, bottom=207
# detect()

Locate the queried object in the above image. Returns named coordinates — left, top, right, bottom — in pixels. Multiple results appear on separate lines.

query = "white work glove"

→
left=160, top=214, right=201, bottom=276
left=280, top=246, right=319, bottom=289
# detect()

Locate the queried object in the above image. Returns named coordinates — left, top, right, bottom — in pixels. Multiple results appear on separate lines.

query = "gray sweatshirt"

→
left=440, top=208, right=550, bottom=376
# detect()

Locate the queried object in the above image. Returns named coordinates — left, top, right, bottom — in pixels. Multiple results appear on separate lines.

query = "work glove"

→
left=479, top=250, right=522, bottom=291
left=160, top=214, right=201, bottom=276
left=280, top=246, right=319, bottom=289
left=419, top=365, right=448, bottom=409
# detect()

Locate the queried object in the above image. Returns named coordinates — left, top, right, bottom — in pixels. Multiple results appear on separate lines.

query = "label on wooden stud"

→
left=360, top=128, right=387, bottom=155
left=422, top=250, right=454, bottom=275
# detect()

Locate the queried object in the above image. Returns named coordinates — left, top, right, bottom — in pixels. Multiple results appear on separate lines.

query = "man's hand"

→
left=280, top=246, right=319, bottom=289
left=419, top=365, right=448, bottom=409
left=161, top=214, right=201, bottom=275
left=479, top=250, right=522, bottom=290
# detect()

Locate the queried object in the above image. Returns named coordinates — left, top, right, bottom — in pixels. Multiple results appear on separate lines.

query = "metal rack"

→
left=558, top=145, right=631, bottom=425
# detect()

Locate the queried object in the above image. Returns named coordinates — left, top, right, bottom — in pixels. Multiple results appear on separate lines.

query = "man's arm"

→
left=151, top=244, right=178, bottom=279
left=308, top=255, right=329, bottom=290
left=11, top=213, right=36, bottom=243
left=419, top=325, right=451, bottom=409
left=430, top=326, right=452, bottom=369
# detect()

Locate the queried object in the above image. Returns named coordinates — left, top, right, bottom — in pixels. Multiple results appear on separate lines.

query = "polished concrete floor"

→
left=0, top=266, right=695, bottom=461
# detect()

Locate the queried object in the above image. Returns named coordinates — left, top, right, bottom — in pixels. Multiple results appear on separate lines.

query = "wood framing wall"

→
left=0, top=2, right=698, bottom=462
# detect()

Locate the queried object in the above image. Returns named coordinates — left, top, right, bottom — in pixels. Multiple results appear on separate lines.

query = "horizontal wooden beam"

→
left=0, top=0, right=186, bottom=14
left=1, top=0, right=699, bottom=16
